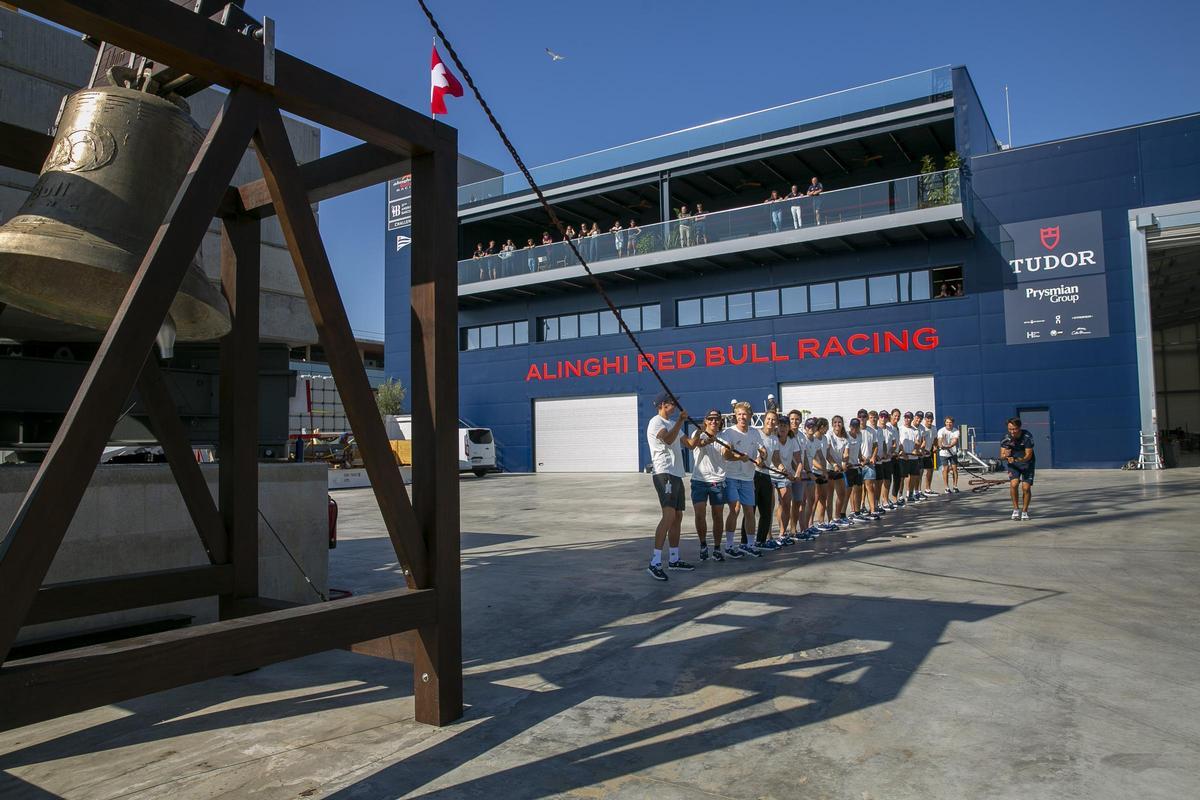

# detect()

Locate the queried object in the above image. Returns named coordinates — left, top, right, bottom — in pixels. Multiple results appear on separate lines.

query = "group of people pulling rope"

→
left=414, top=1, right=1038, bottom=583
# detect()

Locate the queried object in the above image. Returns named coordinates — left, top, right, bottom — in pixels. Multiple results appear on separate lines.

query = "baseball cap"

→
left=913, top=410, right=923, bottom=418
left=653, top=392, right=673, bottom=407
left=848, top=418, right=860, bottom=427
left=924, top=412, right=934, bottom=420
left=803, top=418, right=816, bottom=429
left=856, top=408, right=868, bottom=417
left=704, top=409, right=722, bottom=420
left=903, top=411, right=914, bottom=419
left=879, top=409, right=890, bottom=417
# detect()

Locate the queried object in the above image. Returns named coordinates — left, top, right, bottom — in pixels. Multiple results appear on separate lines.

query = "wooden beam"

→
left=136, top=357, right=229, bottom=565
left=0, top=120, right=51, bottom=174
left=0, top=587, right=437, bottom=732
left=252, top=106, right=429, bottom=588
left=0, top=87, right=260, bottom=664
left=232, top=142, right=407, bottom=219
left=218, top=213, right=260, bottom=609
left=410, top=138, right=464, bottom=726
left=26, top=565, right=235, bottom=626
left=11, top=0, right=442, bottom=156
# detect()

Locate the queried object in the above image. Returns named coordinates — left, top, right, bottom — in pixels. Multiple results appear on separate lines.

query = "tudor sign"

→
left=1000, top=211, right=1109, bottom=345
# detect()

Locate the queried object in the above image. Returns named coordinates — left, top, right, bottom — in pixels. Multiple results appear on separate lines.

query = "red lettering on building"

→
left=705, top=346, right=725, bottom=366
left=729, top=345, right=749, bottom=365
left=884, top=330, right=909, bottom=351
left=584, top=358, right=601, bottom=377
left=847, top=333, right=870, bottom=355
left=914, top=327, right=939, bottom=350
left=525, top=363, right=542, bottom=382
left=750, top=343, right=770, bottom=363
left=797, top=338, right=821, bottom=359
left=770, top=341, right=790, bottom=361
left=822, top=337, right=847, bottom=358
left=563, top=360, right=582, bottom=378
left=602, top=356, right=622, bottom=374
left=678, top=349, right=697, bottom=369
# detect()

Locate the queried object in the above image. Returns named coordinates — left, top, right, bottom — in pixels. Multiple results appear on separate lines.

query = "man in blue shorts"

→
left=1000, top=416, right=1036, bottom=521
left=645, top=393, right=695, bottom=579
left=683, top=410, right=730, bottom=563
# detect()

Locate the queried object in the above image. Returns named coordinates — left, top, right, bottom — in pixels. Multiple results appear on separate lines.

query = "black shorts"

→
left=876, top=461, right=892, bottom=481
left=813, top=475, right=828, bottom=485
left=903, top=458, right=921, bottom=477
left=652, top=473, right=685, bottom=511
left=1007, top=461, right=1035, bottom=485
left=921, top=455, right=934, bottom=470
left=844, top=467, right=863, bottom=487
left=940, top=453, right=958, bottom=466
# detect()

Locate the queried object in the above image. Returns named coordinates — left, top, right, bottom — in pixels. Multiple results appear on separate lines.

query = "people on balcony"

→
left=806, top=176, right=824, bottom=225
left=786, top=184, right=804, bottom=229
left=764, top=190, right=784, bottom=232
left=694, top=203, right=708, bottom=244
left=677, top=205, right=693, bottom=248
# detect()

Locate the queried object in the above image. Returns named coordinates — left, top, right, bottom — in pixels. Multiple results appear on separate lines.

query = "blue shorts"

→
left=770, top=473, right=791, bottom=490
left=725, top=477, right=755, bottom=507
left=690, top=478, right=727, bottom=506
left=862, top=465, right=877, bottom=481
left=1007, top=462, right=1035, bottom=485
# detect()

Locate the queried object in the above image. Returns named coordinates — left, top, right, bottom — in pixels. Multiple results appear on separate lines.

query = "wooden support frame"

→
left=0, top=0, right=462, bottom=731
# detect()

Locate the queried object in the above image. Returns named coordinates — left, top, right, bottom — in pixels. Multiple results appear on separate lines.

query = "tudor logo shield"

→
left=1040, top=226, right=1061, bottom=250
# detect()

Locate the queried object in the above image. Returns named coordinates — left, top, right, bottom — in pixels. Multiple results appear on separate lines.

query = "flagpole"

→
left=431, top=36, right=437, bottom=123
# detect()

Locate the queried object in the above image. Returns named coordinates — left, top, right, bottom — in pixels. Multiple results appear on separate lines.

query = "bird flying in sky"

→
left=545, top=48, right=566, bottom=61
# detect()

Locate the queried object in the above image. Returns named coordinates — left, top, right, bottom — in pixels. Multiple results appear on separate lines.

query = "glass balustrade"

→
left=458, top=67, right=952, bottom=207
left=459, top=169, right=962, bottom=286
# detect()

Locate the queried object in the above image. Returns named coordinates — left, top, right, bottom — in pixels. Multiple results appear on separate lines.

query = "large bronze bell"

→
left=0, top=85, right=232, bottom=344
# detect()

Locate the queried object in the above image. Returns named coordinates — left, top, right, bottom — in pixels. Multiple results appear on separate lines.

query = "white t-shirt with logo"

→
left=646, top=415, right=684, bottom=477
left=899, top=425, right=920, bottom=458
left=777, top=434, right=800, bottom=477
left=828, top=433, right=847, bottom=471
left=878, top=424, right=895, bottom=461
left=722, top=425, right=763, bottom=481
left=756, top=430, right=783, bottom=475
left=691, top=435, right=726, bottom=482
left=937, top=425, right=960, bottom=457
left=844, top=432, right=862, bottom=466
left=860, top=427, right=878, bottom=463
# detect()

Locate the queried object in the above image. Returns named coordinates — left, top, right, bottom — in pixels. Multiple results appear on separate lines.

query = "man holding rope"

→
left=1001, top=417, right=1036, bottom=520
left=646, top=393, right=694, bottom=580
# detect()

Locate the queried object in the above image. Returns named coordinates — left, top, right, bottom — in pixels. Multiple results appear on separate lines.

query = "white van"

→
left=384, top=415, right=498, bottom=477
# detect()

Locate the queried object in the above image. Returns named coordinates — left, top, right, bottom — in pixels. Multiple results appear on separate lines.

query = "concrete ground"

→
left=2, top=468, right=1199, bottom=799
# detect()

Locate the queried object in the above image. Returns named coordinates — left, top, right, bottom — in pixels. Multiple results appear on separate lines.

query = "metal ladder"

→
left=1138, top=431, right=1163, bottom=470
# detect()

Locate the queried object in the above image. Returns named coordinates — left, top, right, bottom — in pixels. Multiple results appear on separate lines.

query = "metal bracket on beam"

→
left=259, top=16, right=275, bottom=86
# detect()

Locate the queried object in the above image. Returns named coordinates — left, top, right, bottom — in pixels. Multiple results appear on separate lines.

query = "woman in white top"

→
left=828, top=415, right=850, bottom=526
left=770, top=414, right=799, bottom=545
left=843, top=418, right=865, bottom=524
left=811, top=418, right=834, bottom=532
left=937, top=415, right=961, bottom=493
left=754, top=411, right=785, bottom=550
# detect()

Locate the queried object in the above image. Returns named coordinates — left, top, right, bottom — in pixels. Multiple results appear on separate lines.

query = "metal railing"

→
left=460, top=169, right=962, bottom=286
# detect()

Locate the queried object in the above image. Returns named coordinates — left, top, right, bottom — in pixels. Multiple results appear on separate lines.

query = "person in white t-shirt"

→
left=898, top=411, right=923, bottom=503
left=921, top=411, right=938, bottom=499
left=795, top=417, right=820, bottom=539
left=771, top=416, right=801, bottom=544
left=785, top=410, right=808, bottom=539
left=937, top=415, right=961, bottom=493
left=722, top=401, right=766, bottom=559
left=810, top=418, right=836, bottom=532
left=683, top=409, right=730, bottom=563
left=644, top=392, right=693, bottom=581
left=828, top=415, right=851, bottom=526
left=753, top=411, right=784, bottom=551
left=863, top=410, right=884, bottom=518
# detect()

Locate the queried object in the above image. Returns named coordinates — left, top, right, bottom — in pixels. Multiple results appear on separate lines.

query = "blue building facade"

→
left=384, top=66, right=1200, bottom=472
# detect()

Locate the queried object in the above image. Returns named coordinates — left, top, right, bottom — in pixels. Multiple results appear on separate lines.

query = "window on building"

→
left=869, top=274, right=898, bottom=305
left=911, top=270, right=931, bottom=301
left=899, top=272, right=910, bottom=302
left=678, top=298, right=701, bottom=326
left=538, top=304, right=659, bottom=340
left=465, top=328, right=480, bottom=350
left=932, top=265, right=964, bottom=298
left=703, top=295, right=726, bottom=324
left=479, top=325, right=497, bottom=349
left=579, top=311, right=599, bottom=338
left=728, top=291, right=753, bottom=321
left=781, top=285, right=807, bottom=315
left=810, top=282, right=837, bottom=312
left=515, top=322, right=529, bottom=344
left=560, top=314, right=579, bottom=339
left=289, top=346, right=308, bottom=362
left=461, top=319, right=530, bottom=351
left=838, top=278, right=867, bottom=309
left=754, top=289, right=779, bottom=317
left=497, top=323, right=514, bottom=347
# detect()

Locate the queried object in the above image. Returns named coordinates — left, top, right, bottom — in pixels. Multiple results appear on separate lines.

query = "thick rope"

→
left=416, top=0, right=791, bottom=478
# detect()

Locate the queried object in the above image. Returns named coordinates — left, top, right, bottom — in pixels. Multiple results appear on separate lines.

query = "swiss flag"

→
left=430, top=46, right=463, bottom=115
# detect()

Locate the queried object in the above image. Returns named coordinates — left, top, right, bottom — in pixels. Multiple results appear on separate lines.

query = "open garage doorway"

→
left=1131, top=202, right=1200, bottom=467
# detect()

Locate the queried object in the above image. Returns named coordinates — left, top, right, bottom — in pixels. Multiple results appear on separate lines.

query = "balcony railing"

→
left=459, top=169, right=962, bottom=286
left=458, top=67, right=952, bottom=207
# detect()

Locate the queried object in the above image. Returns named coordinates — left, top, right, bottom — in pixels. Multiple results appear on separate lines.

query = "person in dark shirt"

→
left=1000, top=416, right=1036, bottom=520
left=806, top=176, right=824, bottom=224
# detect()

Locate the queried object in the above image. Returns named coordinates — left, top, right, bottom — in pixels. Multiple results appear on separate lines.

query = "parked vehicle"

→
left=383, top=415, right=498, bottom=477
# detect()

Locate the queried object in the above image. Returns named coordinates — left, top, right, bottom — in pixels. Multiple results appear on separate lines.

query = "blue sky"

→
left=252, top=0, right=1200, bottom=337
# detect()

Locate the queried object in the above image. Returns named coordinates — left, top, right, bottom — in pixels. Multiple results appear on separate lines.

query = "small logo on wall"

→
left=1039, top=226, right=1060, bottom=250
left=395, top=235, right=411, bottom=251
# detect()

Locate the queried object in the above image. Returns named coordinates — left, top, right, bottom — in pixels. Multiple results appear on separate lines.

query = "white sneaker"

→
left=1011, top=509, right=1020, bottom=520
left=1021, top=511, right=1030, bottom=521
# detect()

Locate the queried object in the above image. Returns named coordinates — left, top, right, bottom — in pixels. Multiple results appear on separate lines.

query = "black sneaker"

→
left=668, top=560, right=695, bottom=571
left=699, top=546, right=710, bottom=562
left=711, top=547, right=725, bottom=562
left=647, top=564, right=668, bottom=581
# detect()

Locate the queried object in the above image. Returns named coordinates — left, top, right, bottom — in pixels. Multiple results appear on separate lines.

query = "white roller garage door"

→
left=535, top=394, right=639, bottom=472
left=780, top=375, right=935, bottom=421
